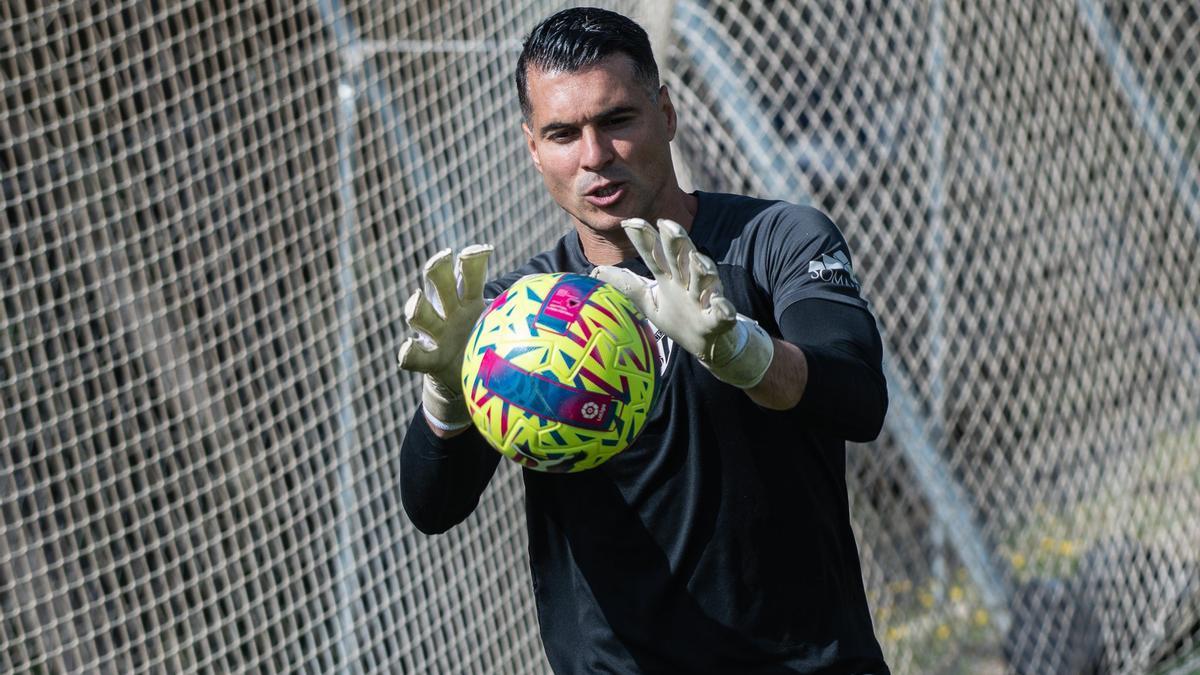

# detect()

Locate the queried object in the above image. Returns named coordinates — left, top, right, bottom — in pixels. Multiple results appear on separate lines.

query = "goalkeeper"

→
left=398, top=7, right=890, bottom=674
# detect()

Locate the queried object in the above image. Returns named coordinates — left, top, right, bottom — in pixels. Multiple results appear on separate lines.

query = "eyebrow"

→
left=537, top=105, right=639, bottom=137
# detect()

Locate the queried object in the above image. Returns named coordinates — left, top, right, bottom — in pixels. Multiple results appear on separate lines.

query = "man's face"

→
left=522, top=54, right=678, bottom=235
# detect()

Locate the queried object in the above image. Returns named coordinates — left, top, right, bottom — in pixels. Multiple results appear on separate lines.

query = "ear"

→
left=659, top=85, right=677, bottom=142
left=523, top=122, right=543, bottom=174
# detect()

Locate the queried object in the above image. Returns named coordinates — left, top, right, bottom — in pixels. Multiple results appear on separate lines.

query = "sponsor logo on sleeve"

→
left=808, top=250, right=861, bottom=290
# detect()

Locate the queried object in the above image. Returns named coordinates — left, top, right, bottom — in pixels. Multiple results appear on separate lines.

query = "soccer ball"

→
left=461, top=273, right=661, bottom=473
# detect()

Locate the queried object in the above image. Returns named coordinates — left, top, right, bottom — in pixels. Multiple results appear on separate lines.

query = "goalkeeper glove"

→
left=397, top=244, right=493, bottom=431
left=591, top=218, right=774, bottom=389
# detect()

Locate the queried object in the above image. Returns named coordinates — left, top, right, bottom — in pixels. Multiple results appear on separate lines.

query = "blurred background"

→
left=1, top=0, right=1197, bottom=672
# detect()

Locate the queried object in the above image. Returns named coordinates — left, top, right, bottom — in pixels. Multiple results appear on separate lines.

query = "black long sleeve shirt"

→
left=401, top=192, right=890, bottom=674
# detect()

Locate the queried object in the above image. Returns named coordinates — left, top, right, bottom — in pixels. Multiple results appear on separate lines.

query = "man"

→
left=398, top=7, right=889, bottom=674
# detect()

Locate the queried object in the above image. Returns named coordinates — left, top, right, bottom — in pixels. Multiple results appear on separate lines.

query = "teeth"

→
left=595, top=186, right=617, bottom=197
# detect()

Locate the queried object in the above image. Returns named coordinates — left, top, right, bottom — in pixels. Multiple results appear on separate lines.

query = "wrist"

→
left=704, top=316, right=774, bottom=389
left=422, top=376, right=471, bottom=429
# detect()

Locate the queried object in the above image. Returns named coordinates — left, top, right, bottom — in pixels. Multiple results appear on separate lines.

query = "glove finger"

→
left=592, top=265, right=654, bottom=313
left=622, top=218, right=670, bottom=280
left=397, top=336, right=439, bottom=374
left=404, top=289, right=443, bottom=337
left=706, top=295, right=738, bottom=330
left=423, top=248, right=459, bottom=314
left=688, top=249, right=722, bottom=304
left=657, top=219, right=695, bottom=289
left=457, top=244, right=494, bottom=302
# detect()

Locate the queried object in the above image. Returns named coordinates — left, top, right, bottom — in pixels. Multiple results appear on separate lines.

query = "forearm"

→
left=400, top=408, right=502, bottom=534
left=745, top=338, right=808, bottom=410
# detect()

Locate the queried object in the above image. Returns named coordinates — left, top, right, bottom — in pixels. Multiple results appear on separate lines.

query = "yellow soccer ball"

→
left=461, top=273, right=661, bottom=472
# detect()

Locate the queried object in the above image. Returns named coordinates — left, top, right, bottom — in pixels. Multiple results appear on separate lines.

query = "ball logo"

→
left=580, top=401, right=606, bottom=421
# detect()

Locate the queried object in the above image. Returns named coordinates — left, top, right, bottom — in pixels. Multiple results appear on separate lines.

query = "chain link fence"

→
left=2, top=0, right=1197, bottom=673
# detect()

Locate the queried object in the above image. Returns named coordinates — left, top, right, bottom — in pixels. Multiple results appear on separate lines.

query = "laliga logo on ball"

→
left=461, top=273, right=661, bottom=473
left=580, top=401, right=605, bottom=421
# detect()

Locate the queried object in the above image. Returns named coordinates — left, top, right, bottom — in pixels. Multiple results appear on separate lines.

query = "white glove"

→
left=591, top=218, right=774, bottom=389
left=397, top=244, right=493, bottom=430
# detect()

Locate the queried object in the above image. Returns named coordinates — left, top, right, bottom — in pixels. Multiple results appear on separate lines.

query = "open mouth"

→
left=585, top=183, right=625, bottom=207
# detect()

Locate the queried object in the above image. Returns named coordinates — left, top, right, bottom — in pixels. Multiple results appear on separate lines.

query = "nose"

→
left=579, top=127, right=614, bottom=171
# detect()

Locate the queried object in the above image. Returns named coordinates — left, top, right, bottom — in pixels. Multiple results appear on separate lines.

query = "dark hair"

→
left=516, top=7, right=660, bottom=121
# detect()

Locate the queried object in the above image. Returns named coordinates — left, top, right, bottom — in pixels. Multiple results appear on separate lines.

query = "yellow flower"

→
left=974, top=609, right=989, bottom=626
left=919, top=590, right=935, bottom=608
left=949, top=586, right=964, bottom=602
left=936, top=624, right=951, bottom=640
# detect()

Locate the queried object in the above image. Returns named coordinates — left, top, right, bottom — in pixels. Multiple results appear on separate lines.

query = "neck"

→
left=578, top=190, right=698, bottom=266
